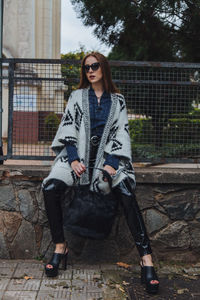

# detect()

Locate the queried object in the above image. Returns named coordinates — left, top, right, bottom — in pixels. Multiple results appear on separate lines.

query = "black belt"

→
left=90, top=135, right=100, bottom=146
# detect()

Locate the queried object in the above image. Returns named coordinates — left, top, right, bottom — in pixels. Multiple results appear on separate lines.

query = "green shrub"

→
left=44, top=113, right=60, bottom=140
left=171, top=108, right=200, bottom=119
left=132, top=143, right=200, bottom=159
left=128, top=114, right=200, bottom=160
left=166, top=118, right=200, bottom=143
left=191, top=108, right=200, bottom=117
left=128, top=118, right=153, bottom=143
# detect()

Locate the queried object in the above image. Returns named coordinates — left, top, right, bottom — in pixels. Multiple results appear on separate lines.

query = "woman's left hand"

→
left=103, top=165, right=116, bottom=180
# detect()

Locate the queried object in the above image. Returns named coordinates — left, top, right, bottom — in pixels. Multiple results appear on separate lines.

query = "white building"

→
left=3, top=0, right=61, bottom=59
left=2, top=0, right=64, bottom=144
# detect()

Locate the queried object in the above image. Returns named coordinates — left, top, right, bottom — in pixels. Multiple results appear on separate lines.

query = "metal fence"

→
left=1, top=58, right=200, bottom=163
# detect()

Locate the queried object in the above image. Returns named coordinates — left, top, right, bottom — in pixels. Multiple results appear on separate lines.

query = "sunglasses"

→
left=84, top=62, right=100, bottom=73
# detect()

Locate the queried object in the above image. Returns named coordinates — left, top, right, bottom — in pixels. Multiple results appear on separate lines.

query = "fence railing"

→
left=1, top=58, right=200, bottom=163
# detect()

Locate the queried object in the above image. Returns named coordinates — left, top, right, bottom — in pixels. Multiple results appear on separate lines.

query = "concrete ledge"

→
left=0, top=165, right=200, bottom=184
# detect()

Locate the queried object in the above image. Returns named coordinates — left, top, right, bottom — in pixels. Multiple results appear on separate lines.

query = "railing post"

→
left=0, top=0, right=4, bottom=163
left=7, top=62, right=14, bottom=159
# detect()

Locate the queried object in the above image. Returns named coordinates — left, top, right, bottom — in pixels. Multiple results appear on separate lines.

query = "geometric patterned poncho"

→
left=43, top=87, right=136, bottom=194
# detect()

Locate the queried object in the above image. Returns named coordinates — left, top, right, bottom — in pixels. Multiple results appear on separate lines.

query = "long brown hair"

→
left=78, top=52, right=119, bottom=93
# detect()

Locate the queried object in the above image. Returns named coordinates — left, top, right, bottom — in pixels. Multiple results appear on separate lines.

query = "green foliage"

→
left=128, top=108, right=200, bottom=159
left=170, top=108, right=200, bottom=119
left=124, top=81, right=195, bottom=146
left=44, top=113, right=60, bottom=140
left=191, top=108, right=200, bottom=117
left=129, top=119, right=153, bottom=143
left=167, top=118, right=200, bottom=144
left=132, top=143, right=200, bottom=159
left=70, top=0, right=200, bottom=62
left=178, top=4, right=200, bottom=62
left=61, top=47, right=89, bottom=99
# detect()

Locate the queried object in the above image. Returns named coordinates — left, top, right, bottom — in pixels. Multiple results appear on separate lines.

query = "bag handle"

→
left=86, top=166, right=113, bottom=190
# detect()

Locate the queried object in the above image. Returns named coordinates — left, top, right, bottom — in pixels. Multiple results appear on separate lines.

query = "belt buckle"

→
left=90, top=135, right=100, bottom=146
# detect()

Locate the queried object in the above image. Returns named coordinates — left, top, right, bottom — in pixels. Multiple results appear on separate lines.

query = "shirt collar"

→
left=89, top=86, right=110, bottom=99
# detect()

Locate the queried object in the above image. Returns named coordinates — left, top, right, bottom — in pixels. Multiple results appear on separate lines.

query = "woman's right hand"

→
left=71, top=160, right=86, bottom=177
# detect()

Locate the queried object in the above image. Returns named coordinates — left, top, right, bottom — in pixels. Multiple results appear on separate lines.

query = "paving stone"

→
left=104, top=293, right=126, bottom=300
left=73, top=264, right=101, bottom=270
left=2, top=291, right=37, bottom=300
left=70, top=279, right=106, bottom=295
left=0, top=278, right=10, bottom=291
left=53, top=269, right=73, bottom=280
left=102, top=286, right=127, bottom=299
left=7, top=279, right=41, bottom=291
left=71, top=293, right=87, bottom=300
left=36, top=290, right=71, bottom=300
left=72, top=268, right=101, bottom=281
left=13, top=262, right=44, bottom=279
left=3, top=259, right=200, bottom=300
left=42, top=269, right=73, bottom=280
left=101, top=268, right=130, bottom=299
left=85, top=281, right=104, bottom=293
left=71, top=292, right=104, bottom=300
left=40, top=279, right=71, bottom=291
left=14, top=262, right=43, bottom=269
left=183, top=267, right=200, bottom=276
left=99, top=264, right=120, bottom=271
left=0, top=260, right=18, bottom=268
left=0, top=267, right=15, bottom=278
left=70, top=279, right=87, bottom=293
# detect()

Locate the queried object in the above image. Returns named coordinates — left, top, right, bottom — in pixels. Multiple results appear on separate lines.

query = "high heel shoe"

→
left=45, top=249, right=68, bottom=277
left=141, top=262, right=159, bottom=294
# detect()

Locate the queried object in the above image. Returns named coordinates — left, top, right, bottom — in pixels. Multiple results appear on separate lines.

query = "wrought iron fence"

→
left=1, top=58, right=200, bottom=163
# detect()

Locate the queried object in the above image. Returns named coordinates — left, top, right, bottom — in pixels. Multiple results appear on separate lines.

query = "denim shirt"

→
left=89, top=87, right=111, bottom=136
left=66, top=87, right=119, bottom=169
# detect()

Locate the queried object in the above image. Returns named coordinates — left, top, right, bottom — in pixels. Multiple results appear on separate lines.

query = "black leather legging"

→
left=43, top=176, right=152, bottom=257
left=113, top=179, right=152, bottom=257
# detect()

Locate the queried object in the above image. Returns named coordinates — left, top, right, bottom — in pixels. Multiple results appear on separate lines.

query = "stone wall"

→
left=0, top=165, right=200, bottom=264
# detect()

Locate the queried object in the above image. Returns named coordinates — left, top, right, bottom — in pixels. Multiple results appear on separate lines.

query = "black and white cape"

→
left=43, top=88, right=136, bottom=194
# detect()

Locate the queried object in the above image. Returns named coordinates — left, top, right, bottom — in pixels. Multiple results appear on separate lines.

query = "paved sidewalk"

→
left=0, top=260, right=131, bottom=300
left=1, top=260, right=200, bottom=300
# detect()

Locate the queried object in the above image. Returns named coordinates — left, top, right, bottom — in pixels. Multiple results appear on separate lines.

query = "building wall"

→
left=2, top=0, right=62, bottom=139
left=3, top=0, right=61, bottom=59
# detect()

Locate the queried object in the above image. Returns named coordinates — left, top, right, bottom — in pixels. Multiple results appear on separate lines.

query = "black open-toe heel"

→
left=45, top=249, right=68, bottom=277
left=141, top=263, right=159, bottom=294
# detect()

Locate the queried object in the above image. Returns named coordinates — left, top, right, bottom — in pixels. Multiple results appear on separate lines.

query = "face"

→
left=84, top=56, right=103, bottom=86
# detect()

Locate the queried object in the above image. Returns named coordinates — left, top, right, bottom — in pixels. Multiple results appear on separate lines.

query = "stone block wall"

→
left=0, top=166, right=200, bottom=264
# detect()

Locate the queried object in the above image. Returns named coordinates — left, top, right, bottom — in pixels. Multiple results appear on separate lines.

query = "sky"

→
left=61, top=0, right=111, bottom=55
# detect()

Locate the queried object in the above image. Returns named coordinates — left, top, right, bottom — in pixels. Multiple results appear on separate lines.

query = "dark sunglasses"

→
left=84, top=62, right=100, bottom=73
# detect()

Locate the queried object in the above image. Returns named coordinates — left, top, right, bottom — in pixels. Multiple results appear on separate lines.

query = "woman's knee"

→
left=42, top=179, right=67, bottom=193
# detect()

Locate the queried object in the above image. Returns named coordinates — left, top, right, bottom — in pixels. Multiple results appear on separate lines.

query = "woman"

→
left=42, top=52, right=159, bottom=294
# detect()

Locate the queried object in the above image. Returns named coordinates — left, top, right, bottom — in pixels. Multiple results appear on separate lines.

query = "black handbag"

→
left=63, top=168, right=118, bottom=239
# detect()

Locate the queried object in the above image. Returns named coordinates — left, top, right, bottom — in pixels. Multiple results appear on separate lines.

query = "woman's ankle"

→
left=55, top=242, right=68, bottom=253
left=141, top=254, right=154, bottom=266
